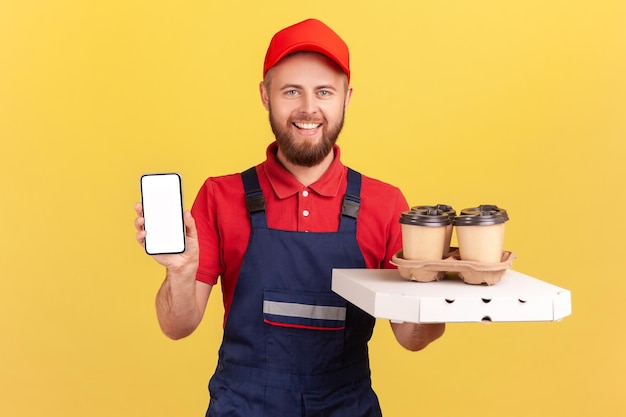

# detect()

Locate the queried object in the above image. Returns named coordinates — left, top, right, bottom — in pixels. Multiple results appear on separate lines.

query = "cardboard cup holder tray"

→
left=390, top=248, right=516, bottom=285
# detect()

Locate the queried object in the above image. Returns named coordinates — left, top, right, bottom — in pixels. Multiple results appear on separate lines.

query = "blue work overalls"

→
left=205, top=167, right=382, bottom=417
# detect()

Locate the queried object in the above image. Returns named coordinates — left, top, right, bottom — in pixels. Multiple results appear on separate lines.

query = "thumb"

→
left=183, top=210, right=197, bottom=239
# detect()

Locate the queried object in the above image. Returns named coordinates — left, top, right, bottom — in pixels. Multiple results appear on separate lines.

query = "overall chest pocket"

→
left=263, top=289, right=347, bottom=374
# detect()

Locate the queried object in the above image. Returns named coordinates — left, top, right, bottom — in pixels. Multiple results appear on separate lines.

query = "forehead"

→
left=266, top=52, right=347, bottom=87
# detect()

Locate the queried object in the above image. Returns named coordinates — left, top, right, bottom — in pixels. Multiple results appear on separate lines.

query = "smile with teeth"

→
left=293, top=122, right=321, bottom=130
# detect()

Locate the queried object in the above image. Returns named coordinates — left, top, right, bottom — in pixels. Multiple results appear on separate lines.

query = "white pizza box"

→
left=331, top=269, right=571, bottom=323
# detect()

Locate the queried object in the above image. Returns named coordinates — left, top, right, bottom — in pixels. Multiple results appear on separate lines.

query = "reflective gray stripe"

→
left=263, top=301, right=346, bottom=321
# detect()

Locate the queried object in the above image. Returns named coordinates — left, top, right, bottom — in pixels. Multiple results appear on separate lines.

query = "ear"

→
left=259, top=81, right=270, bottom=111
left=344, top=86, right=353, bottom=108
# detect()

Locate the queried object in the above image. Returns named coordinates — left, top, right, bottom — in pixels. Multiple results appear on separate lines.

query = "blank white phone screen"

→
left=140, top=173, right=185, bottom=255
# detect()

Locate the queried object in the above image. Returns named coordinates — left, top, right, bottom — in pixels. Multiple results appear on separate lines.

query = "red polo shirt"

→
left=191, top=142, right=409, bottom=321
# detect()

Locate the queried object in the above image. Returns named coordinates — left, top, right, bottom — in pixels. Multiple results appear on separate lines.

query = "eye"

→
left=286, top=90, right=298, bottom=96
left=318, top=90, right=331, bottom=97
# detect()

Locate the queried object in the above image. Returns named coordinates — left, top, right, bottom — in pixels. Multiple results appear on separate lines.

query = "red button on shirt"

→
left=191, top=142, right=409, bottom=324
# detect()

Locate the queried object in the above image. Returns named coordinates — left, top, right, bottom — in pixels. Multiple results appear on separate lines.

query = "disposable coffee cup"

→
left=411, top=204, right=456, bottom=257
left=454, top=205, right=509, bottom=263
left=399, top=209, right=450, bottom=260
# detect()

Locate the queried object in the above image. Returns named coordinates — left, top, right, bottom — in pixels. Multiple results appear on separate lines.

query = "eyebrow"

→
left=278, top=84, right=338, bottom=91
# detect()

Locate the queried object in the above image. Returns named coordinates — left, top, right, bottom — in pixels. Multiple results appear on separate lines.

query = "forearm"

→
left=390, top=321, right=446, bottom=351
left=155, top=268, right=204, bottom=340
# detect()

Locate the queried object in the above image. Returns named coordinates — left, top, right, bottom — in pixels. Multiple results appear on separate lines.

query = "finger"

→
left=134, top=215, right=145, bottom=232
left=134, top=202, right=143, bottom=217
left=136, top=230, right=146, bottom=245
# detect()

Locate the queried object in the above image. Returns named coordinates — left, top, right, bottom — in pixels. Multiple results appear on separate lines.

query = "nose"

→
left=298, top=91, right=318, bottom=115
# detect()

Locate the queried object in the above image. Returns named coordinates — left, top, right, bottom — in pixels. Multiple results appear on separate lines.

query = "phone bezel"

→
left=140, top=173, right=186, bottom=255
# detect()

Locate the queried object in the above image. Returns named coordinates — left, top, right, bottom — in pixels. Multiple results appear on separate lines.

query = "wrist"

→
left=165, top=264, right=198, bottom=283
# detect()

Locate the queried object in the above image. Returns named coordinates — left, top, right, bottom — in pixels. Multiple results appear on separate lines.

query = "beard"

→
left=268, top=105, right=346, bottom=167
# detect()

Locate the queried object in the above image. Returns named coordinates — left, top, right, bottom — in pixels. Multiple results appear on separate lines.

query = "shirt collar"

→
left=263, top=142, right=346, bottom=199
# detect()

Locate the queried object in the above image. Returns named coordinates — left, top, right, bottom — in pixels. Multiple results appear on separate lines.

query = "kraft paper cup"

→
left=412, top=204, right=456, bottom=257
left=399, top=209, right=450, bottom=261
left=454, top=205, right=509, bottom=264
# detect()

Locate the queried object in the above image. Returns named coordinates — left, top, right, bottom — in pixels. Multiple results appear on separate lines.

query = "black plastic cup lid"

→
left=411, top=204, right=456, bottom=218
left=399, top=209, right=451, bottom=226
left=454, top=205, right=509, bottom=226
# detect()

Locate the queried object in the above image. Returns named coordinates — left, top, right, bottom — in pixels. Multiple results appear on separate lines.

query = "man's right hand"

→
left=133, top=202, right=200, bottom=276
left=134, top=202, right=210, bottom=339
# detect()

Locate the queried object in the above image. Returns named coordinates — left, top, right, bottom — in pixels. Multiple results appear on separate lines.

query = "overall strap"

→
left=241, top=167, right=268, bottom=228
left=339, top=168, right=361, bottom=232
left=242, top=166, right=361, bottom=231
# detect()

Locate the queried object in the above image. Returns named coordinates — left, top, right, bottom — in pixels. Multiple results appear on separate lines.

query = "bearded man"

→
left=134, top=18, right=445, bottom=417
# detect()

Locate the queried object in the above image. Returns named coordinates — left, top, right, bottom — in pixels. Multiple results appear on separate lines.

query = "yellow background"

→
left=1, top=1, right=624, bottom=416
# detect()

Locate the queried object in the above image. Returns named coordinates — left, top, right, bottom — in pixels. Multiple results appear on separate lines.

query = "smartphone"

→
left=140, top=173, right=186, bottom=255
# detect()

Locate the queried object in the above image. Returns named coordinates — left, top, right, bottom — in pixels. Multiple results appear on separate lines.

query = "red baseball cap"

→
left=263, top=19, right=350, bottom=82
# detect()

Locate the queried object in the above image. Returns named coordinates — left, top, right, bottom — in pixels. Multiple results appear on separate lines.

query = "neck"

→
left=276, top=148, right=335, bottom=187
